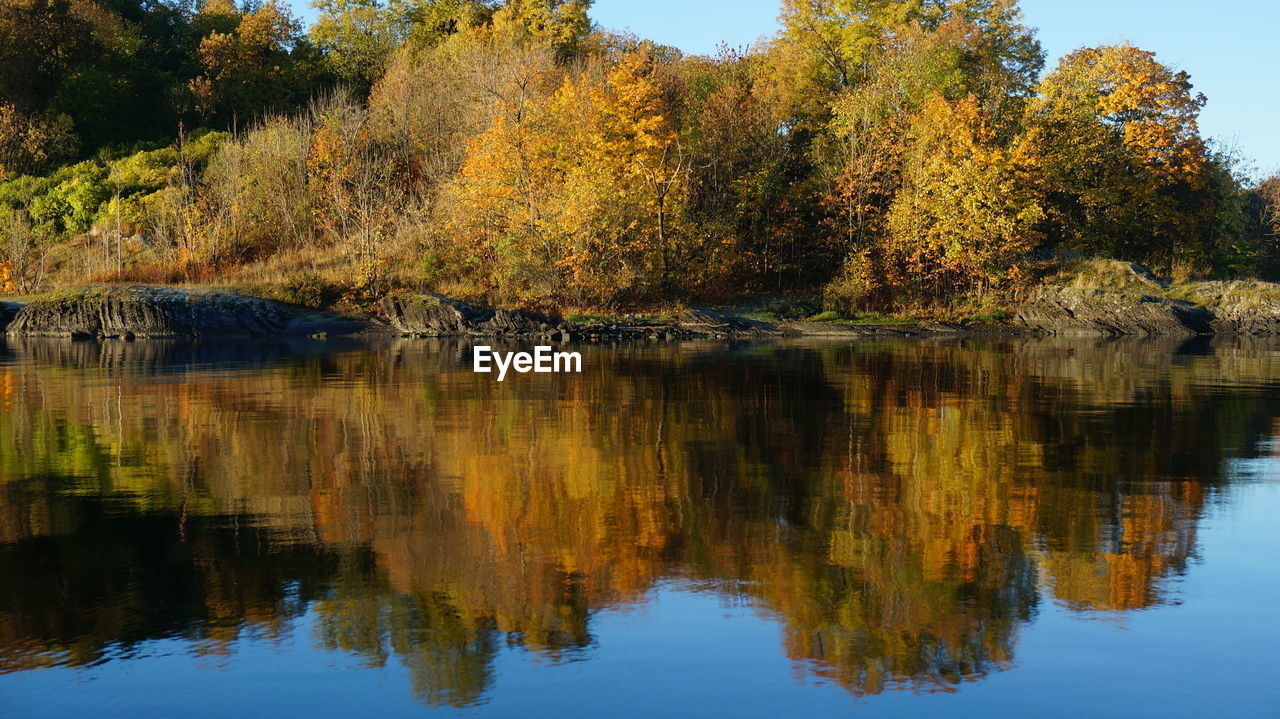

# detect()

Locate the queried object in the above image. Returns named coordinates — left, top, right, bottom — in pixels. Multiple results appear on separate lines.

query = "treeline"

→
left=1, top=0, right=1278, bottom=310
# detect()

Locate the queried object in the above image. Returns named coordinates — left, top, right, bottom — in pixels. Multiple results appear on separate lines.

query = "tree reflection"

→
left=0, top=337, right=1276, bottom=702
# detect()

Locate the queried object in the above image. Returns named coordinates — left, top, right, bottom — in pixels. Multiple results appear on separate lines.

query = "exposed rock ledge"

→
left=1170, top=281, right=1280, bottom=336
left=3, top=286, right=383, bottom=339
left=1012, top=261, right=1280, bottom=336
left=5, top=273, right=1279, bottom=342
left=381, top=294, right=560, bottom=338
left=380, top=294, right=970, bottom=340
left=1012, top=286, right=1214, bottom=336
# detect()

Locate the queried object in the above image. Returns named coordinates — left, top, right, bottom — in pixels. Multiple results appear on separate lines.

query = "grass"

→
left=1163, top=281, right=1280, bottom=315
left=1052, top=258, right=1168, bottom=293
left=961, top=309, right=1013, bottom=325
left=234, top=272, right=342, bottom=309
left=841, top=311, right=917, bottom=325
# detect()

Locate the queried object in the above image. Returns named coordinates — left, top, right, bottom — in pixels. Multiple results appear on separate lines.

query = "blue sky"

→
left=288, top=0, right=1278, bottom=176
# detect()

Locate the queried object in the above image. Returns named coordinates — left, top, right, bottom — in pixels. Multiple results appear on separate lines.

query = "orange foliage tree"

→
left=1024, top=44, right=1210, bottom=278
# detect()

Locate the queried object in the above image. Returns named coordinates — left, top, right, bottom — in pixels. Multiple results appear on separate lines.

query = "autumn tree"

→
left=776, top=0, right=923, bottom=100
left=183, top=116, right=313, bottom=268
left=1246, top=173, right=1280, bottom=278
left=495, top=0, right=592, bottom=60
left=667, top=50, right=807, bottom=294
left=441, top=49, right=685, bottom=305
left=775, top=1, right=1040, bottom=120
left=311, top=0, right=417, bottom=88
left=818, top=23, right=965, bottom=261
left=927, top=0, right=1044, bottom=129
left=1025, top=44, right=1211, bottom=278
left=776, top=1, right=1043, bottom=302
left=0, top=206, right=48, bottom=292
left=0, top=103, right=76, bottom=179
left=368, top=17, right=561, bottom=197
left=310, top=0, right=500, bottom=88
left=882, top=95, right=1043, bottom=301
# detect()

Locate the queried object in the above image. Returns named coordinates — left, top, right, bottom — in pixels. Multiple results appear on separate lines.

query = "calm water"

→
left=0, top=336, right=1278, bottom=717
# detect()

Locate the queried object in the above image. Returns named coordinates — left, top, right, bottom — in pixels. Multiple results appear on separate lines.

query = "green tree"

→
left=495, top=0, right=591, bottom=59
left=0, top=1, right=200, bottom=154
left=310, top=0, right=416, bottom=88
left=189, top=0, right=320, bottom=123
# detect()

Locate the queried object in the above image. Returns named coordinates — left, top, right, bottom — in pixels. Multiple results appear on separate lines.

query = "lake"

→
left=0, top=336, right=1278, bottom=717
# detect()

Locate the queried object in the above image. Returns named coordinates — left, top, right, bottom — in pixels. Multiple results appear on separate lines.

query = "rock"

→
left=919, top=321, right=966, bottom=334
left=1013, top=286, right=1212, bottom=336
left=5, top=286, right=384, bottom=340
left=7, top=286, right=293, bottom=339
left=778, top=320, right=875, bottom=337
left=380, top=294, right=557, bottom=337
left=1169, top=281, right=1280, bottom=336
left=380, top=294, right=493, bottom=336
left=1008, top=261, right=1280, bottom=337
left=732, top=295, right=820, bottom=320
left=677, top=309, right=783, bottom=337
left=481, top=307, right=555, bottom=335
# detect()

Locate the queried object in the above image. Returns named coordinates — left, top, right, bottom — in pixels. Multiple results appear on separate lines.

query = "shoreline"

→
left=3, top=278, right=1280, bottom=344
left=3, top=264, right=1280, bottom=342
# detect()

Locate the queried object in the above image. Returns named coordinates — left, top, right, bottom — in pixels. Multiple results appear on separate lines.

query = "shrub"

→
left=190, top=116, right=314, bottom=266
left=28, top=161, right=109, bottom=236
left=822, top=250, right=877, bottom=313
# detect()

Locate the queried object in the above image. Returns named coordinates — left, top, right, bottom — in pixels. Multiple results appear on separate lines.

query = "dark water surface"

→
left=0, top=336, right=1277, bottom=717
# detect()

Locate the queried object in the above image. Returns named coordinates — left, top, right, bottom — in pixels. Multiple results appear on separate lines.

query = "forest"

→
left=1, top=0, right=1278, bottom=314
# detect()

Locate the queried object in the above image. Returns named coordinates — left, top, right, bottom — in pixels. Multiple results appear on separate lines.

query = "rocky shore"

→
left=2, top=264, right=1279, bottom=342
left=1009, top=261, right=1280, bottom=337
left=378, top=293, right=968, bottom=341
left=0, top=286, right=382, bottom=340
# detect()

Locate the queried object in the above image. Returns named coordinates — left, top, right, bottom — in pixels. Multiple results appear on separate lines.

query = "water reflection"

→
left=0, top=336, right=1277, bottom=705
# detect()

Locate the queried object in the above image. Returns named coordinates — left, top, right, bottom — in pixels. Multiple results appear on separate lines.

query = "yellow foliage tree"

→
left=444, top=49, right=687, bottom=306
left=886, top=95, right=1044, bottom=299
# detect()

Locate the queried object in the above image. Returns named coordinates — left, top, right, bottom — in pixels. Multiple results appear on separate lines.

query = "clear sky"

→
left=289, top=0, right=1279, bottom=177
